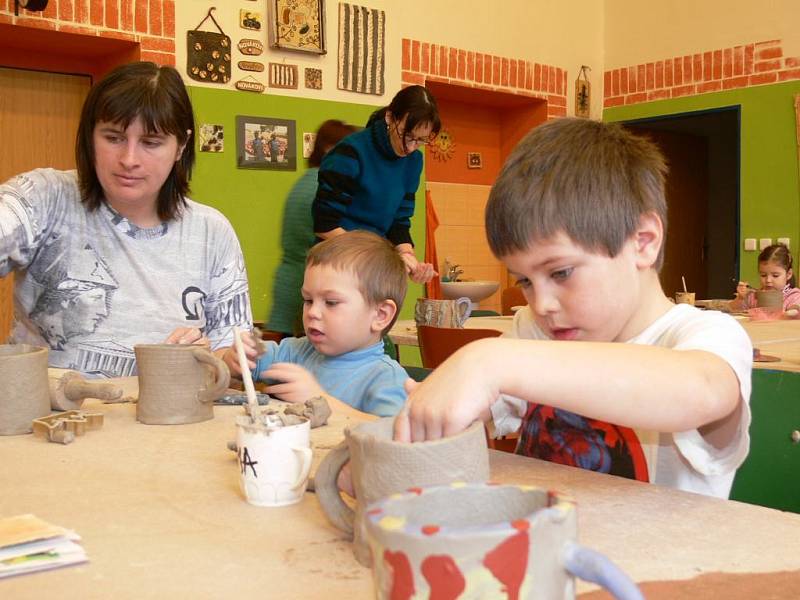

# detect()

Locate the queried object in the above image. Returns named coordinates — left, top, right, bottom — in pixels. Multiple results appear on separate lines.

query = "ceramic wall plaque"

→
left=238, top=60, right=264, bottom=72
left=304, top=67, right=322, bottom=89
left=269, top=63, right=298, bottom=89
left=238, top=39, right=264, bottom=56
left=240, top=9, right=262, bottom=31
left=235, top=78, right=266, bottom=93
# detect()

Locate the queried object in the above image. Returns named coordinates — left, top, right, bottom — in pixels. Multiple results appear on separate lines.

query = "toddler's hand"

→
left=263, top=363, right=324, bottom=403
left=222, top=330, right=259, bottom=377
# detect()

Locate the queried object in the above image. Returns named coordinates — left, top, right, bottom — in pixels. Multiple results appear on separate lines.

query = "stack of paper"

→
left=0, top=514, right=87, bottom=578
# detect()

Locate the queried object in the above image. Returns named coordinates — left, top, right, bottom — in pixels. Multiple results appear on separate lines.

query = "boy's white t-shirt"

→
left=491, top=303, right=753, bottom=499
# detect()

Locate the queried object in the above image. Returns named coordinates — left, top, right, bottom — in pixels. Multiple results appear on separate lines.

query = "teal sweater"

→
left=312, top=118, right=423, bottom=246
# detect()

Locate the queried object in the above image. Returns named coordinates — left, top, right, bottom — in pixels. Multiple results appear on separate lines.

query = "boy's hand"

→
left=221, top=330, right=259, bottom=377
left=393, top=342, right=498, bottom=442
left=263, top=363, right=324, bottom=403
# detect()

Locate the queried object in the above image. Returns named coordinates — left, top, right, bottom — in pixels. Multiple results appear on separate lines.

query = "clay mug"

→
left=674, top=291, right=695, bottom=305
left=414, top=297, right=472, bottom=328
left=134, top=344, right=230, bottom=425
left=314, top=418, right=490, bottom=566
left=0, top=344, right=50, bottom=435
left=365, top=483, right=643, bottom=600
left=756, top=289, right=783, bottom=313
left=235, top=414, right=313, bottom=507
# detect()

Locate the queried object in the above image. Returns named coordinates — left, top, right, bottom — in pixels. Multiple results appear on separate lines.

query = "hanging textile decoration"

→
left=186, top=7, right=231, bottom=84
left=337, top=3, right=385, bottom=95
left=575, top=65, right=591, bottom=119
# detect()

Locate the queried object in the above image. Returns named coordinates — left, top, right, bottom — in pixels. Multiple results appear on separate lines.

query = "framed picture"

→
left=268, top=0, right=326, bottom=55
left=467, top=152, right=482, bottom=169
left=236, top=116, right=297, bottom=170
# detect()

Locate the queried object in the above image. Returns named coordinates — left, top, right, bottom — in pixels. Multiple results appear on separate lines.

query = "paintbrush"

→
left=233, top=326, right=261, bottom=423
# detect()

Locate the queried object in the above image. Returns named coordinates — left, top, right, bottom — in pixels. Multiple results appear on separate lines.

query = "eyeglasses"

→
left=393, top=122, right=434, bottom=148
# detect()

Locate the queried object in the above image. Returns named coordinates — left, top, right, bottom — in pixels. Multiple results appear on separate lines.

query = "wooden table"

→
left=392, top=313, right=800, bottom=373
left=389, top=316, right=514, bottom=346
left=1, top=375, right=799, bottom=597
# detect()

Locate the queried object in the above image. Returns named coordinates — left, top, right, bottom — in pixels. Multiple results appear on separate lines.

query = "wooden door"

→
left=0, top=67, right=90, bottom=342
left=627, top=127, right=709, bottom=299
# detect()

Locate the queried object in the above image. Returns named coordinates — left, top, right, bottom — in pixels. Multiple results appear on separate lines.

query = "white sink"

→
left=441, top=280, right=500, bottom=307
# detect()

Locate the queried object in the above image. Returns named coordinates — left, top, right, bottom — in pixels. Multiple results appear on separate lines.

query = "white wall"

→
left=176, top=0, right=605, bottom=117
left=604, top=0, right=800, bottom=68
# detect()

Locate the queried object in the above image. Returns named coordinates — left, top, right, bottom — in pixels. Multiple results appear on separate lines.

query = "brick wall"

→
left=401, top=38, right=568, bottom=119
left=0, top=0, right=175, bottom=65
left=604, top=39, right=800, bottom=108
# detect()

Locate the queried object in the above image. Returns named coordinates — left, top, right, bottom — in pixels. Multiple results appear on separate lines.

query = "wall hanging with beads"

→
left=428, top=129, right=455, bottom=162
left=186, top=7, right=231, bottom=84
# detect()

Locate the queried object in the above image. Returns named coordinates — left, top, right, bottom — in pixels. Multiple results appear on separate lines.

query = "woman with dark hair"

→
left=267, top=120, right=358, bottom=336
left=0, top=61, right=251, bottom=377
left=312, top=85, right=441, bottom=283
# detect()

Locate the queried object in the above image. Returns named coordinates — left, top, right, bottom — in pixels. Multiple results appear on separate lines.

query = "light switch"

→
left=778, top=237, right=791, bottom=248
left=759, top=238, right=772, bottom=250
left=744, top=238, right=757, bottom=251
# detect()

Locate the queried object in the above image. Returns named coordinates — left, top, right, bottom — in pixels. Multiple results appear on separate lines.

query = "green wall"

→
left=186, top=86, right=428, bottom=331
left=604, top=80, right=800, bottom=286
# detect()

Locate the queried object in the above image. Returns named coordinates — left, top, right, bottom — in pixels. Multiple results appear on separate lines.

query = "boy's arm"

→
left=395, top=337, right=743, bottom=443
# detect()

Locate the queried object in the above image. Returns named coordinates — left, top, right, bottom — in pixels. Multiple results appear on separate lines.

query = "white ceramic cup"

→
left=235, top=415, right=313, bottom=507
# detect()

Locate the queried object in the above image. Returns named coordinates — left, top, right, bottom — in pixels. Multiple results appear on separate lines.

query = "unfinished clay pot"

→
left=135, top=344, right=230, bottom=425
left=365, top=483, right=643, bottom=600
left=756, top=289, right=783, bottom=311
left=314, top=418, right=489, bottom=566
left=414, top=297, right=472, bottom=328
left=0, top=344, right=50, bottom=435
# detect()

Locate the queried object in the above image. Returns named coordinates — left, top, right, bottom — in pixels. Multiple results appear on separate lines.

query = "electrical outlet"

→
left=744, top=238, right=757, bottom=251
left=759, top=238, right=772, bottom=250
left=778, top=237, right=790, bottom=248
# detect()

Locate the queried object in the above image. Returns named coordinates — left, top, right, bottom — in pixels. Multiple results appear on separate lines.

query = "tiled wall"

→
left=0, top=0, right=175, bottom=65
left=428, top=181, right=503, bottom=313
left=603, top=39, right=800, bottom=107
left=401, top=38, right=567, bottom=119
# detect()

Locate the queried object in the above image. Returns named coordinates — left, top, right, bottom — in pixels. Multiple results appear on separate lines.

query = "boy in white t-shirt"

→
left=395, top=117, right=752, bottom=499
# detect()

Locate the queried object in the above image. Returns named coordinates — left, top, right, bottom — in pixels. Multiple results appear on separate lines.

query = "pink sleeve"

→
left=783, top=287, right=800, bottom=310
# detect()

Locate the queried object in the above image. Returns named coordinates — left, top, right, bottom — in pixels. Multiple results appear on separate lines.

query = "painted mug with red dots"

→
left=365, top=483, right=644, bottom=600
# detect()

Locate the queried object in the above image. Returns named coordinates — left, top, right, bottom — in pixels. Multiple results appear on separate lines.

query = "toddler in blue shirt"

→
left=225, top=230, right=409, bottom=417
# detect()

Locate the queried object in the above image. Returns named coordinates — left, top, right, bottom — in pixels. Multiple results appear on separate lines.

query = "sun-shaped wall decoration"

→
left=428, top=128, right=455, bottom=162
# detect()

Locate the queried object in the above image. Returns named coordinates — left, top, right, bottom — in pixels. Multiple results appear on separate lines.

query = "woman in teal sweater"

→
left=312, top=85, right=441, bottom=284
left=267, top=120, right=357, bottom=336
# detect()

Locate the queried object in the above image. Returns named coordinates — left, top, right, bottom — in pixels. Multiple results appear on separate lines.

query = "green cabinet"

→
left=730, top=369, right=800, bottom=513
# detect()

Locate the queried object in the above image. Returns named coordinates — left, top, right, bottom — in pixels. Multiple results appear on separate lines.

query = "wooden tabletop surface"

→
left=1, top=373, right=798, bottom=597
left=390, top=312, right=800, bottom=372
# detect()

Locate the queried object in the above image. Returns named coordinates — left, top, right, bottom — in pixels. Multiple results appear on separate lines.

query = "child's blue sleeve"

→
left=360, top=363, right=409, bottom=417
left=251, top=340, right=282, bottom=381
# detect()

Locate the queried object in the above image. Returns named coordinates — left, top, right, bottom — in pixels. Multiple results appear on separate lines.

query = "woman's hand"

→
left=397, top=249, right=437, bottom=284
left=164, top=327, right=210, bottom=348
left=262, top=363, right=324, bottom=403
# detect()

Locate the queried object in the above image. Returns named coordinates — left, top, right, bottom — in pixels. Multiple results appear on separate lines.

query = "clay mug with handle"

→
left=314, top=417, right=490, bottom=566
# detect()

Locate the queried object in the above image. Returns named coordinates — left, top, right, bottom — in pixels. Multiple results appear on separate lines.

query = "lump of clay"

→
left=284, top=396, right=331, bottom=428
